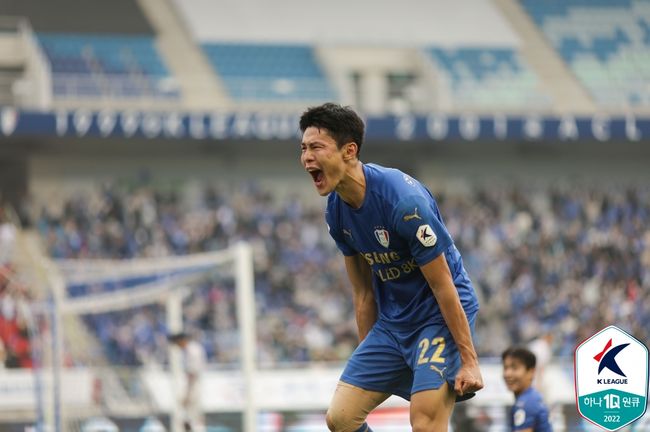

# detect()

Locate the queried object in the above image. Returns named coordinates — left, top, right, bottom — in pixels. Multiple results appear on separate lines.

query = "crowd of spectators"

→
left=0, top=209, right=34, bottom=369
left=437, top=182, right=650, bottom=358
left=28, top=178, right=650, bottom=367
left=0, top=264, right=34, bottom=369
left=33, top=181, right=356, bottom=367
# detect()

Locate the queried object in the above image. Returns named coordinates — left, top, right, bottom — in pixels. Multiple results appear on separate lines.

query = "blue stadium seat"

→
left=37, top=33, right=179, bottom=100
left=427, top=47, right=550, bottom=109
left=202, top=43, right=336, bottom=102
left=520, top=0, right=650, bottom=107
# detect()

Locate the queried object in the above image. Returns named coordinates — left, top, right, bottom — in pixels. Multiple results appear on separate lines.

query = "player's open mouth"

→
left=309, top=169, right=325, bottom=187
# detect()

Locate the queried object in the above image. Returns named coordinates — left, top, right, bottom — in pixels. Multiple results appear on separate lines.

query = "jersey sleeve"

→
left=392, top=194, right=453, bottom=266
left=512, top=397, right=546, bottom=431
left=325, top=208, right=357, bottom=256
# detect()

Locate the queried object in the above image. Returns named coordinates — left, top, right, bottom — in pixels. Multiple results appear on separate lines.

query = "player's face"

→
left=300, top=126, right=347, bottom=196
left=503, top=356, right=535, bottom=395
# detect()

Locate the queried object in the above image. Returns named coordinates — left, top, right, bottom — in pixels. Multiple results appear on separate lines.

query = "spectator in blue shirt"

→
left=502, top=346, right=552, bottom=432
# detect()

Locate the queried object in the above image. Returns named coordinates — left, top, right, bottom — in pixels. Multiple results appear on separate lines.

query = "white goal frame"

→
left=45, top=242, right=256, bottom=432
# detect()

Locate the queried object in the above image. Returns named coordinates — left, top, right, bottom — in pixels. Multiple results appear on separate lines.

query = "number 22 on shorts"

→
left=417, top=336, right=446, bottom=365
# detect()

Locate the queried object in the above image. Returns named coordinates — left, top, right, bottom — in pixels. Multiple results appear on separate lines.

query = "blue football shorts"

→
left=340, top=310, right=477, bottom=401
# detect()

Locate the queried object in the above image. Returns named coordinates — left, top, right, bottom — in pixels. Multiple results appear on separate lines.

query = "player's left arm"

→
left=512, top=399, right=539, bottom=432
left=391, top=191, right=482, bottom=397
left=420, top=255, right=484, bottom=396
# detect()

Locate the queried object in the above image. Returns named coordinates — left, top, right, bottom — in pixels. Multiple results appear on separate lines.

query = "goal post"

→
left=234, top=242, right=256, bottom=432
left=31, top=241, right=257, bottom=432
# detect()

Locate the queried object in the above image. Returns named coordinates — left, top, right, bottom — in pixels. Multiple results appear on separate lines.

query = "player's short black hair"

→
left=502, top=346, right=537, bottom=370
left=167, top=332, right=188, bottom=343
left=299, top=103, right=365, bottom=157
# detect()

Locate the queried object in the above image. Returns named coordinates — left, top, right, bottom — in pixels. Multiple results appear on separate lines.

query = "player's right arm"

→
left=512, top=397, right=545, bottom=432
left=513, top=418, right=534, bottom=432
left=344, top=254, right=377, bottom=341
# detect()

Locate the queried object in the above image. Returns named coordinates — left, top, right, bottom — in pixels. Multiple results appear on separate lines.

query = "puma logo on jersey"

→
left=403, top=207, right=422, bottom=222
left=343, top=229, right=353, bottom=238
left=430, top=364, right=447, bottom=378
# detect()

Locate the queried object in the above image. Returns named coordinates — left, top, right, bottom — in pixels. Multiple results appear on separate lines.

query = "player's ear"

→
left=343, top=142, right=358, bottom=161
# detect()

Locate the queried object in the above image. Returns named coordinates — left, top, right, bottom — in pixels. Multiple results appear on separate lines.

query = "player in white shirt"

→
left=169, top=332, right=207, bottom=431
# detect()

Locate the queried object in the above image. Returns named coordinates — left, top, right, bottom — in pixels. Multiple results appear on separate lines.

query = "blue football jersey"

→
left=511, top=387, right=552, bottom=432
left=325, top=163, right=478, bottom=331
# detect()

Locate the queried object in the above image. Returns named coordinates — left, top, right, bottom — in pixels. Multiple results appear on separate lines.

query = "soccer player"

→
left=299, top=103, right=483, bottom=432
left=168, top=332, right=207, bottom=432
left=502, top=347, right=552, bottom=432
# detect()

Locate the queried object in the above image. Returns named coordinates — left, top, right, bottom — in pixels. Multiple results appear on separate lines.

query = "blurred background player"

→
left=502, top=346, right=552, bottom=432
left=300, top=103, right=483, bottom=432
left=168, top=332, right=206, bottom=432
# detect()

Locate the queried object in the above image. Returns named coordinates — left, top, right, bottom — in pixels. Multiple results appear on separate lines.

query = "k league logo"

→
left=594, top=338, right=629, bottom=378
left=575, top=326, right=649, bottom=431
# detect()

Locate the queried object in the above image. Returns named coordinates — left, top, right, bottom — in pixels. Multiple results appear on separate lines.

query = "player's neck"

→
left=514, top=385, right=531, bottom=398
left=336, top=161, right=366, bottom=209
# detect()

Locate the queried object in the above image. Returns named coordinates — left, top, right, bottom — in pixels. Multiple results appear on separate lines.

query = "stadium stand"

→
left=0, top=0, right=178, bottom=101
left=202, top=43, right=336, bottom=102
left=32, top=181, right=356, bottom=367
left=37, top=33, right=178, bottom=100
left=170, top=0, right=538, bottom=112
left=427, top=47, right=551, bottom=110
left=521, top=0, right=650, bottom=107
left=30, top=179, right=650, bottom=367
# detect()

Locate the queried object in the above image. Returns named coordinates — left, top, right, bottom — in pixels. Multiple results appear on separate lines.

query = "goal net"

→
left=37, top=242, right=255, bottom=432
